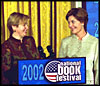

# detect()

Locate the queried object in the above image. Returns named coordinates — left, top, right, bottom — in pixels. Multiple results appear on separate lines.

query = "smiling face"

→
left=7, top=12, right=30, bottom=39
left=68, top=15, right=84, bottom=35
left=12, top=21, right=29, bottom=38
left=16, top=23, right=29, bottom=37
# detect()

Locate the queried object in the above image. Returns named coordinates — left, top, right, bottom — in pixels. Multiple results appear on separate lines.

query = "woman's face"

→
left=68, top=15, right=84, bottom=34
left=15, top=22, right=29, bottom=38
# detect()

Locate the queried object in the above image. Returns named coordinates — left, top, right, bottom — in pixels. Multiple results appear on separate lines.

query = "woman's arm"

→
left=94, top=40, right=99, bottom=85
left=1, top=42, right=12, bottom=84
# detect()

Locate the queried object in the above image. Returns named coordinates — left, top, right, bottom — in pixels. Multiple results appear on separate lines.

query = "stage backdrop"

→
left=2, top=1, right=98, bottom=58
left=1, top=1, right=71, bottom=58
left=86, top=1, right=99, bottom=38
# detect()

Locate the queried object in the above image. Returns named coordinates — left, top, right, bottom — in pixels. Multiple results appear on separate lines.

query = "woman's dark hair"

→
left=66, top=8, right=88, bottom=32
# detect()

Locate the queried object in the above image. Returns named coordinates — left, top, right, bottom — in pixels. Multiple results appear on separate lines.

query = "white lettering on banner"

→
left=57, top=61, right=81, bottom=81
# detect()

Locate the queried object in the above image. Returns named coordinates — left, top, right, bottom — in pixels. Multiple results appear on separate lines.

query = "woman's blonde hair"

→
left=7, top=12, right=30, bottom=35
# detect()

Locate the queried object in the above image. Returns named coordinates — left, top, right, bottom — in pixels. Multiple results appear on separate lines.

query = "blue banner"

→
left=86, top=1, right=99, bottom=38
left=18, top=58, right=86, bottom=85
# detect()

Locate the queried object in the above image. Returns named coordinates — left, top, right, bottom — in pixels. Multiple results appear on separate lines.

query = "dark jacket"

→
left=1, top=36, right=40, bottom=84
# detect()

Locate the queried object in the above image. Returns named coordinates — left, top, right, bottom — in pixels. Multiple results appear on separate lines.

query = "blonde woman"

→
left=2, top=12, right=40, bottom=84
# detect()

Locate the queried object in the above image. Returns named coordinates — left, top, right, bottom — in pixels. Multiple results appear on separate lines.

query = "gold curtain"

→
left=1, top=1, right=71, bottom=58
left=56, top=2, right=71, bottom=57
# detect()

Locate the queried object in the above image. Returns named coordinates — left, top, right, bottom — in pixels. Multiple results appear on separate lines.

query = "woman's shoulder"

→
left=23, top=36, right=35, bottom=43
left=24, top=36, right=34, bottom=39
left=23, top=36, right=34, bottom=40
left=1, top=38, right=11, bottom=47
left=61, top=35, right=73, bottom=46
left=88, top=33, right=98, bottom=43
left=1, top=38, right=12, bottom=52
left=62, top=35, right=73, bottom=42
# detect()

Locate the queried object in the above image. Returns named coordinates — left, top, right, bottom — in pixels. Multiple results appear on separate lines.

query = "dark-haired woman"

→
left=59, top=8, right=98, bottom=85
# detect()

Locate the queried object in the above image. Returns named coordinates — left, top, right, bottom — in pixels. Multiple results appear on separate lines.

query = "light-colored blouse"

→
left=59, top=32, right=99, bottom=85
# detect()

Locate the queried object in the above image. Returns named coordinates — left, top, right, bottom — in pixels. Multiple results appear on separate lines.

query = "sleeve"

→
left=59, top=39, right=67, bottom=58
left=30, top=37, right=40, bottom=59
left=25, top=36, right=40, bottom=59
left=1, top=43, right=12, bottom=84
left=94, top=40, right=99, bottom=85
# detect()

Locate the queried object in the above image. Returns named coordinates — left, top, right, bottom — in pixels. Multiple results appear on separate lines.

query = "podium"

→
left=18, top=57, right=86, bottom=85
